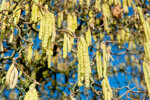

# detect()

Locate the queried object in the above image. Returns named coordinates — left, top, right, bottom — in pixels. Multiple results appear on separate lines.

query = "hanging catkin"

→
left=143, top=62, right=150, bottom=98
left=123, top=0, right=128, bottom=13
left=39, top=11, right=56, bottom=68
left=95, top=0, right=101, bottom=12
left=85, top=27, right=91, bottom=46
left=5, top=62, right=18, bottom=89
left=31, top=0, right=38, bottom=23
left=101, top=43, right=107, bottom=77
left=77, top=36, right=91, bottom=88
left=102, top=77, right=113, bottom=100
left=24, top=84, right=38, bottom=100
left=58, top=11, right=63, bottom=28
left=77, top=41, right=84, bottom=86
left=63, top=33, right=68, bottom=58
left=27, top=45, right=33, bottom=64
left=96, top=51, right=102, bottom=78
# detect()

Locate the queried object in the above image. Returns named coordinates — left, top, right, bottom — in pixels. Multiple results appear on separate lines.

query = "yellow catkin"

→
left=137, top=7, right=144, bottom=24
left=58, top=11, right=63, bottom=28
left=101, top=43, right=107, bottom=77
left=0, top=0, right=5, bottom=10
left=31, top=0, right=38, bottom=23
left=48, top=55, right=51, bottom=68
left=6, top=62, right=15, bottom=86
left=13, top=6, right=21, bottom=25
left=128, top=0, right=131, bottom=7
left=24, top=84, right=38, bottom=100
left=123, top=0, right=128, bottom=13
left=143, top=62, right=150, bottom=98
left=102, top=78, right=113, bottom=100
left=39, top=12, right=56, bottom=58
left=27, top=46, right=33, bottom=64
left=114, top=0, right=121, bottom=6
left=77, top=41, right=84, bottom=86
left=80, top=36, right=91, bottom=88
left=102, top=78, right=107, bottom=100
left=96, top=51, right=102, bottom=78
left=67, top=35, right=71, bottom=52
left=87, top=0, right=90, bottom=7
left=79, top=0, right=83, bottom=6
left=95, top=0, right=101, bottom=12
left=102, top=3, right=111, bottom=18
left=71, top=12, right=78, bottom=32
left=63, top=33, right=68, bottom=58
left=86, top=27, right=91, bottom=46
left=39, top=15, right=45, bottom=39
left=67, top=13, right=72, bottom=31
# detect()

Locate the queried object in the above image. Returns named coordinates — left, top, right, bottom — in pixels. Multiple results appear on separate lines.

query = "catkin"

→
left=5, top=62, right=18, bottom=89
left=95, top=0, right=101, bottom=12
left=80, top=36, right=91, bottom=88
left=67, top=13, right=77, bottom=32
left=77, top=41, right=84, bottom=85
left=31, top=0, right=38, bottom=23
left=85, top=27, right=91, bottom=46
left=96, top=51, right=102, bottom=78
left=27, top=46, right=33, bottom=64
left=101, top=43, right=107, bottom=77
left=128, top=0, right=131, bottom=7
left=79, top=0, right=83, bottom=6
left=24, top=84, right=38, bottom=100
left=137, top=7, right=144, bottom=24
left=143, top=62, right=150, bottom=98
left=102, top=77, right=113, bottom=100
left=63, top=33, right=68, bottom=58
left=77, top=36, right=91, bottom=88
left=13, top=6, right=21, bottom=25
left=58, top=11, right=63, bottom=28
left=87, top=0, right=90, bottom=7
left=39, top=11, right=56, bottom=66
left=123, top=0, right=128, bottom=13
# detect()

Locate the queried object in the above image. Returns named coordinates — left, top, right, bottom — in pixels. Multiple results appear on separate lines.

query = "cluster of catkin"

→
left=77, top=36, right=91, bottom=88
left=24, top=84, right=38, bottom=100
left=101, top=0, right=132, bottom=33
left=67, top=12, right=77, bottom=33
left=5, top=62, right=18, bottom=89
left=39, top=12, right=56, bottom=68
left=96, top=43, right=113, bottom=99
left=62, top=12, right=78, bottom=58
left=137, top=7, right=150, bottom=98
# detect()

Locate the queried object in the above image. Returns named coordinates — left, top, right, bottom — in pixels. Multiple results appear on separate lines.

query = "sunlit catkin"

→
left=13, top=6, right=21, bottom=25
left=96, top=51, right=102, bottom=78
left=24, top=84, right=38, bottom=100
left=87, top=0, right=90, bottom=7
left=101, top=43, right=107, bottom=77
left=63, top=33, right=68, bottom=58
left=77, top=41, right=84, bottom=86
left=95, top=0, right=101, bottom=12
left=58, top=11, right=63, bottom=28
left=137, top=7, right=144, bottom=24
left=27, top=46, right=33, bottom=64
left=39, top=12, right=56, bottom=57
left=79, top=0, right=83, bottom=6
left=143, top=62, right=150, bottom=98
left=85, top=27, right=91, bottom=46
left=123, top=0, right=128, bottom=13
left=80, top=36, right=91, bottom=88
left=128, top=0, right=131, bottom=7
left=31, top=0, right=38, bottom=23
left=102, top=77, right=113, bottom=100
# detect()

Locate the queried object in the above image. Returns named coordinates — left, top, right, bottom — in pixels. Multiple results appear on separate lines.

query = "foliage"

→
left=0, top=0, right=150, bottom=99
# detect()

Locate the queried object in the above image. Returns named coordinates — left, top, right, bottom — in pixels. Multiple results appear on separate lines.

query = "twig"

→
left=14, top=62, right=40, bottom=85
